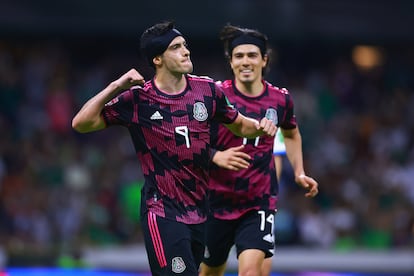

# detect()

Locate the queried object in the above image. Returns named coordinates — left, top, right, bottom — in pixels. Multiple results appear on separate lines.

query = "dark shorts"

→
left=203, top=209, right=275, bottom=267
left=141, top=211, right=205, bottom=275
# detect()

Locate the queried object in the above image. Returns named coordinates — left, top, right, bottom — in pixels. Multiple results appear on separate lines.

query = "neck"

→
left=235, top=79, right=264, bottom=96
left=154, top=71, right=186, bottom=94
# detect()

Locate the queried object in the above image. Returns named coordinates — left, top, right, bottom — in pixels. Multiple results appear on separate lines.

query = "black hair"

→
left=140, top=21, right=182, bottom=67
left=219, top=24, right=272, bottom=75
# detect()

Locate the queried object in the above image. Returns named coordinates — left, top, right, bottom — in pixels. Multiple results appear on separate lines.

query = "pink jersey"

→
left=209, top=79, right=296, bottom=219
left=102, top=75, right=238, bottom=224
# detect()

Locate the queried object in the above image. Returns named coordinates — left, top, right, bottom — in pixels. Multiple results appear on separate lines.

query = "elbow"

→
left=71, top=116, right=91, bottom=133
left=71, top=117, right=84, bottom=133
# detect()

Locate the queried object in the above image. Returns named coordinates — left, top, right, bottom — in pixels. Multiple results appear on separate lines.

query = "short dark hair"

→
left=220, top=24, right=270, bottom=57
left=219, top=24, right=272, bottom=75
left=140, top=21, right=183, bottom=67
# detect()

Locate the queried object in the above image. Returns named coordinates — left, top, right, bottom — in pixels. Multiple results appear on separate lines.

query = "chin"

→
left=239, top=74, right=253, bottom=80
left=240, top=77, right=254, bottom=83
left=184, top=64, right=194, bottom=73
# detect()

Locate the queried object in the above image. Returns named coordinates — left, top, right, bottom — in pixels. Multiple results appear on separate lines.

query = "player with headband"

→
left=72, top=21, right=277, bottom=275
left=200, top=24, right=319, bottom=276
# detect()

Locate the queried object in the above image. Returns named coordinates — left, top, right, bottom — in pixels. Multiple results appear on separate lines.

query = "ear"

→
left=229, top=58, right=235, bottom=71
left=262, top=54, right=268, bottom=68
left=153, top=56, right=162, bottom=66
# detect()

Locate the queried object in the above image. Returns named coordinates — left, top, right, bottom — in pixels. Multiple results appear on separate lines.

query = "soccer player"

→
left=200, top=25, right=319, bottom=276
left=71, top=21, right=276, bottom=275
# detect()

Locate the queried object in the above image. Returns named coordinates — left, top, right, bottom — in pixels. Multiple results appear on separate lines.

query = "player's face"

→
left=230, top=44, right=267, bottom=84
left=159, top=36, right=193, bottom=74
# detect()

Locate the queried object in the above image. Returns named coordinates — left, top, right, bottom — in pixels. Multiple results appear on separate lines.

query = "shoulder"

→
left=129, top=84, right=145, bottom=97
left=105, top=88, right=136, bottom=107
left=186, top=73, right=214, bottom=83
left=265, top=81, right=290, bottom=95
left=129, top=80, right=154, bottom=96
left=186, top=74, right=218, bottom=92
left=215, top=79, right=232, bottom=87
left=140, top=80, right=153, bottom=91
left=130, top=84, right=144, bottom=92
left=215, top=79, right=232, bottom=92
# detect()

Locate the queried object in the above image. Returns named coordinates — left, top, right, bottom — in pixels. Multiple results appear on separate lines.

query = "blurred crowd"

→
left=0, top=37, right=413, bottom=264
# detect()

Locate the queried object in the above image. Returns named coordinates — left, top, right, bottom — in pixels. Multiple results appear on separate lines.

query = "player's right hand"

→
left=257, top=117, right=277, bottom=137
left=113, top=69, right=145, bottom=90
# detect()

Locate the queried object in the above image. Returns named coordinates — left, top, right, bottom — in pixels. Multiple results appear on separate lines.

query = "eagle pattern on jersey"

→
left=209, top=79, right=297, bottom=220
left=102, top=75, right=238, bottom=224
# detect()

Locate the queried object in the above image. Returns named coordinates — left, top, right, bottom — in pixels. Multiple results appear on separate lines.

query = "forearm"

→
left=72, top=68, right=144, bottom=133
left=283, top=128, right=305, bottom=177
left=72, top=81, right=122, bottom=133
left=226, top=113, right=260, bottom=138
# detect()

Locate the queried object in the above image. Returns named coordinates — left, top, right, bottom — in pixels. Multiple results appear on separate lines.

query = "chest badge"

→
left=193, top=102, right=208, bottom=121
left=265, top=108, right=278, bottom=125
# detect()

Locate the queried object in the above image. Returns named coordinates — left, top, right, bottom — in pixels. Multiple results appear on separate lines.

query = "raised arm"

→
left=72, top=69, right=144, bottom=133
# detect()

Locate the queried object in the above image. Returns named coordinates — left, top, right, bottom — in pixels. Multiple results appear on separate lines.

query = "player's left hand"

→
left=295, top=174, right=319, bottom=198
left=212, top=145, right=251, bottom=171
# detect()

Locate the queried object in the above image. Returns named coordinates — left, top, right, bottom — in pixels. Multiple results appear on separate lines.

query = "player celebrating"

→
left=72, top=21, right=276, bottom=275
left=200, top=25, right=318, bottom=276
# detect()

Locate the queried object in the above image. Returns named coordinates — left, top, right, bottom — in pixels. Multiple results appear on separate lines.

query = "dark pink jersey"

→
left=209, top=79, right=297, bottom=220
left=102, top=75, right=238, bottom=224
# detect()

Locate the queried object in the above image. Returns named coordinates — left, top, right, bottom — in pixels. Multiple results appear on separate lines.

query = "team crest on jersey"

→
left=193, top=102, right=208, bottom=121
left=171, top=256, right=186, bottom=273
left=265, top=108, right=278, bottom=125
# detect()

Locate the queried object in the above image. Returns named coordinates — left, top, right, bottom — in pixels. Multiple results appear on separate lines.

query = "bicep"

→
left=91, top=115, right=107, bottom=131
left=281, top=127, right=298, bottom=139
left=223, top=113, right=242, bottom=135
left=72, top=113, right=107, bottom=133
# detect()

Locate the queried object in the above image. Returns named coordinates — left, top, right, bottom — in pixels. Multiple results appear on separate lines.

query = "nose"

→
left=183, top=46, right=190, bottom=56
left=241, top=55, right=250, bottom=65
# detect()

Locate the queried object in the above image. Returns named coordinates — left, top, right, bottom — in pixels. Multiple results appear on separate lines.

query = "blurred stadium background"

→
left=0, top=0, right=413, bottom=275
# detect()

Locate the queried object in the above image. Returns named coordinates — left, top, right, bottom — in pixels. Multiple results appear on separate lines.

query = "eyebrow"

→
left=233, top=50, right=260, bottom=55
left=168, top=39, right=186, bottom=49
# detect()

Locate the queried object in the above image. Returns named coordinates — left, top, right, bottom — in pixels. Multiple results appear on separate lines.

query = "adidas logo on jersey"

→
left=150, top=111, right=163, bottom=120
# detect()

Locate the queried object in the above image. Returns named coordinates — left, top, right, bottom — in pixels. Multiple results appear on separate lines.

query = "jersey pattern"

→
left=209, top=79, right=297, bottom=220
left=102, top=75, right=238, bottom=224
